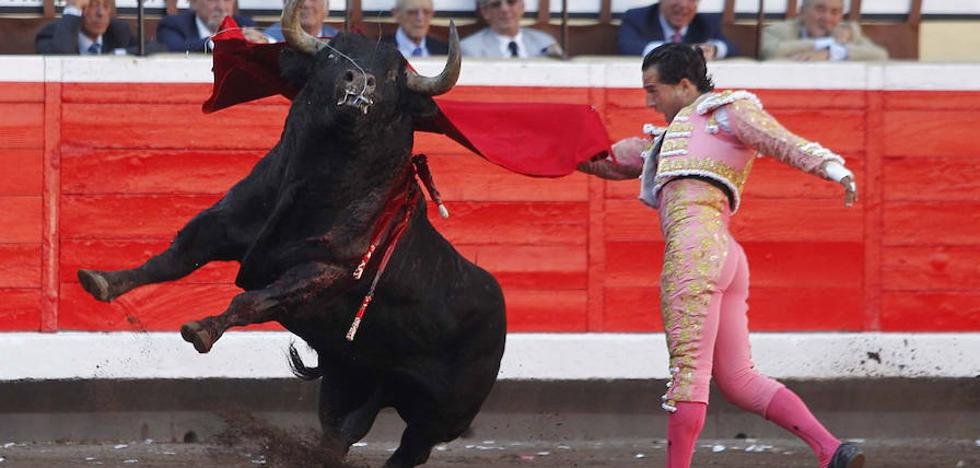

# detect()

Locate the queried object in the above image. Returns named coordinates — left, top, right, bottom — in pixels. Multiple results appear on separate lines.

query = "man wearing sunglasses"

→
left=460, top=0, right=561, bottom=58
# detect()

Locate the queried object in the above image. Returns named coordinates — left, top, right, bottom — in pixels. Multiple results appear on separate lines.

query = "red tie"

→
left=671, top=32, right=682, bottom=43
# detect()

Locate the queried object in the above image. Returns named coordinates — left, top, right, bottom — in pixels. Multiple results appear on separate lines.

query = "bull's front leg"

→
left=78, top=205, right=245, bottom=302
left=180, top=262, right=348, bottom=353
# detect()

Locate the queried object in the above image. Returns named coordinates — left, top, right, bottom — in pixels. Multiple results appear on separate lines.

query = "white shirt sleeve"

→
left=823, top=160, right=853, bottom=183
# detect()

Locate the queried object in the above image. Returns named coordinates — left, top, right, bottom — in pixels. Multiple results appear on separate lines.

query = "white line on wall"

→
left=1, top=332, right=976, bottom=380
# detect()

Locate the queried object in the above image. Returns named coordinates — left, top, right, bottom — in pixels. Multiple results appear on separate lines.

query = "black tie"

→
left=507, top=41, right=519, bottom=57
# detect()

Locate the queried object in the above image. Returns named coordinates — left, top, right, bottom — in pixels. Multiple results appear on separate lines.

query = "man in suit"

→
left=383, top=0, right=447, bottom=57
left=156, top=0, right=263, bottom=53
left=35, top=0, right=136, bottom=55
left=761, top=0, right=887, bottom=61
left=460, top=0, right=561, bottom=58
left=263, top=0, right=337, bottom=42
left=618, top=0, right=736, bottom=59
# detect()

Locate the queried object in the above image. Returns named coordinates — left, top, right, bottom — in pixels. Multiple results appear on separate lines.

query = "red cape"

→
left=204, top=17, right=610, bottom=177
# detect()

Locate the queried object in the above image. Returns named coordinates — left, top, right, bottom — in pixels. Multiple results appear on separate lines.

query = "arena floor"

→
left=2, top=378, right=978, bottom=467
left=0, top=438, right=977, bottom=467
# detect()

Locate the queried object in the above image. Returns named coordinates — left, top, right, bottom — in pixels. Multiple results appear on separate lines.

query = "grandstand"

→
left=2, top=0, right=979, bottom=59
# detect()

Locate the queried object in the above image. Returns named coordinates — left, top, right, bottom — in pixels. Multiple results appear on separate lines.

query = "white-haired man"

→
left=761, top=0, right=887, bottom=61
left=383, top=0, right=448, bottom=57
left=265, top=0, right=337, bottom=41
left=157, top=0, right=263, bottom=51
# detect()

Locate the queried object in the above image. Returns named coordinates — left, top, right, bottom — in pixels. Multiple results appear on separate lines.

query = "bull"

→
left=76, top=3, right=507, bottom=466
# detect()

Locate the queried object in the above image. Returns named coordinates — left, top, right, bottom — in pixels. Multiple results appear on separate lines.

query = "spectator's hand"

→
left=241, top=27, right=272, bottom=43
left=696, top=43, right=717, bottom=60
left=542, top=43, right=564, bottom=58
left=67, top=0, right=90, bottom=10
left=791, top=49, right=830, bottom=61
left=832, top=24, right=854, bottom=44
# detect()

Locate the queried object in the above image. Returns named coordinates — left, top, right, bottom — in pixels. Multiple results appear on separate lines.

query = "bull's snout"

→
left=337, top=69, right=376, bottom=114
left=343, top=69, right=376, bottom=93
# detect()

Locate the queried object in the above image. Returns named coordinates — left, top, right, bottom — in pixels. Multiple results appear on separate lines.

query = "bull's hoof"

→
left=78, top=269, right=113, bottom=302
left=180, top=321, right=215, bottom=354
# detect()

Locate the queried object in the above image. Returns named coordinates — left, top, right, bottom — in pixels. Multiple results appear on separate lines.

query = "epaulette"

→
left=696, top=90, right=762, bottom=115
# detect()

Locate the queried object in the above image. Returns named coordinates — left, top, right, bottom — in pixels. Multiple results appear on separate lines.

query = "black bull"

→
left=76, top=6, right=506, bottom=467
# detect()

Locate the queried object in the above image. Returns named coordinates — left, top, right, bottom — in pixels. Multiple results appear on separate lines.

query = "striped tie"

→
left=87, top=42, right=101, bottom=55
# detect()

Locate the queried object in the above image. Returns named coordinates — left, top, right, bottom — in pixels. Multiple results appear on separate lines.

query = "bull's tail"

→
left=287, top=343, right=323, bottom=380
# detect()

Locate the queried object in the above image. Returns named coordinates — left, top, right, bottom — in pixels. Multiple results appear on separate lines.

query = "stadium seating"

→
left=0, top=0, right=926, bottom=58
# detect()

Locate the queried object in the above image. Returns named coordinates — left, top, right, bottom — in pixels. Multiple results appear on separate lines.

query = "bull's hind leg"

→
left=316, top=364, right=385, bottom=456
left=180, top=262, right=347, bottom=353
left=78, top=206, right=245, bottom=302
left=385, top=419, right=444, bottom=468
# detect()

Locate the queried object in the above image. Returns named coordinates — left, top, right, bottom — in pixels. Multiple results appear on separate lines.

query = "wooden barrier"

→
left=1, top=58, right=979, bottom=334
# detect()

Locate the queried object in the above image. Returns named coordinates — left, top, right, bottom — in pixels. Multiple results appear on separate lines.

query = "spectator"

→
left=384, top=0, right=447, bottom=57
left=35, top=0, right=136, bottom=55
left=460, top=0, right=561, bottom=58
left=157, top=0, right=263, bottom=52
left=618, top=0, right=736, bottom=60
left=264, top=0, right=337, bottom=42
left=761, top=0, right=887, bottom=61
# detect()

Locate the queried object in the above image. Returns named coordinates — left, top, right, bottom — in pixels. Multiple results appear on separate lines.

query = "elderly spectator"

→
left=761, top=0, right=887, bottom=61
left=35, top=0, right=136, bottom=55
left=384, top=0, right=447, bottom=57
left=264, top=0, right=337, bottom=42
left=618, top=0, right=736, bottom=59
left=460, top=0, right=561, bottom=58
left=157, top=0, right=262, bottom=52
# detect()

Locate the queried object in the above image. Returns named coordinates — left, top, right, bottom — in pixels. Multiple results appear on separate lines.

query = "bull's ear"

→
left=405, top=94, right=440, bottom=120
left=279, top=48, right=315, bottom=89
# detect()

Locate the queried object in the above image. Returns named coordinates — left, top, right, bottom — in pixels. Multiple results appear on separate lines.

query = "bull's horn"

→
left=282, top=0, right=326, bottom=55
left=406, top=20, right=461, bottom=96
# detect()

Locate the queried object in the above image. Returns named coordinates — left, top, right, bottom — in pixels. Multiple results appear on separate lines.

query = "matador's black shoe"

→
left=828, top=442, right=865, bottom=468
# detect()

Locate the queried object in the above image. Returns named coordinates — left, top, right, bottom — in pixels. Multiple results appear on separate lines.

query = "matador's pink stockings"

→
left=666, top=401, right=706, bottom=468
left=662, top=225, right=840, bottom=466
left=765, top=387, right=842, bottom=467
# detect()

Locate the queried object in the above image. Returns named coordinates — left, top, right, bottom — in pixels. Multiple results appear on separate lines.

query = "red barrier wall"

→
left=1, top=81, right=979, bottom=333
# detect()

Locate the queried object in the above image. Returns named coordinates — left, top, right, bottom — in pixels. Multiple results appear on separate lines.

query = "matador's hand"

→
left=841, top=175, right=857, bottom=207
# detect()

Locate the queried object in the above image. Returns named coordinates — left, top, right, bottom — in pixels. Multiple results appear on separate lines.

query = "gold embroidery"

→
left=705, top=113, right=719, bottom=134
left=665, top=122, right=694, bottom=135
left=697, top=90, right=762, bottom=115
left=660, top=138, right=689, bottom=155
left=656, top=157, right=753, bottom=194
left=658, top=179, right=730, bottom=403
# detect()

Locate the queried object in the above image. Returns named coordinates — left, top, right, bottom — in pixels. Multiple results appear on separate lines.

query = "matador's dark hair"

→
left=641, top=43, right=715, bottom=93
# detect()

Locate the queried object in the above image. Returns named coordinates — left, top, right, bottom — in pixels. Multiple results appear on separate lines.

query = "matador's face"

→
left=642, top=67, right=698, bottom=123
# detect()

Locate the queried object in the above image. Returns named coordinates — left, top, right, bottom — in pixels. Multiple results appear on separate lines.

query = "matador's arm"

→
left=577, top=136, right=647, bottom=180
left=722, top=98, right=857, bottom=206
